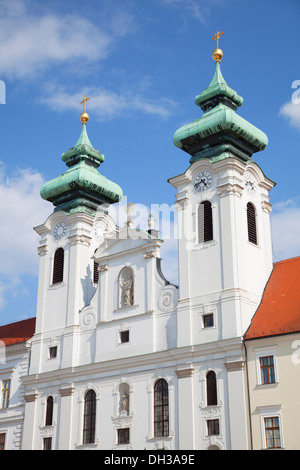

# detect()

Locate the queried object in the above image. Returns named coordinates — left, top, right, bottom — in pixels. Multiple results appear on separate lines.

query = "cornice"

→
left=21, top=337, right=244, bottom=388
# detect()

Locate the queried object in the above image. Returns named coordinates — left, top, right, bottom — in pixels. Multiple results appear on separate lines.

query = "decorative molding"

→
left=217, top=183, right=243, bottom=198
left=175, top=196, right=189, bottom=209
left=159, top=287, right=175, bottom=312
left=24, top=392, right=38, bottom=403
left=59, top=387, right=75, bottom=397
left=37, top=244, right=48, bottom=256
left=175, top=368, right=194, bottom=379
left=111, top=414, right=134, bottom=427
left=68, top=234, right=92, bottom=247
left=79, top=308, right=96, bottom=330
left=144, top=250, right=157, bottom=259
left=99, top=264, right=109, bottom=273
left=261, top=200, right=272, bottom=214
left=39, top=424, right=56, bottom=438
left=224, top=360, right=245, bottom=372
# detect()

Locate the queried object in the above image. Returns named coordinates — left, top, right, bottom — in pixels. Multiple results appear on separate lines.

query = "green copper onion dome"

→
left=40, top=107, right=123, bottom=215
left=173, top=48, right=268, bottom=164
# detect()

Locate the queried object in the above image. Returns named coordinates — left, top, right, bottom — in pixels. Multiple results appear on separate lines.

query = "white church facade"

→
left=1, top=39, right=300, bottom=451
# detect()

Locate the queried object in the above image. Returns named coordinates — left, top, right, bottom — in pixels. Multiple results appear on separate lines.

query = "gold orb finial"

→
left=80, top=94, right=90, bottom=124
left=211, top=29, right=224, bottom=62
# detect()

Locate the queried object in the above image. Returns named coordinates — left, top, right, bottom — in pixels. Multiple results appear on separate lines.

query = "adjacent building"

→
left=244, top=256, right=300, bottom=450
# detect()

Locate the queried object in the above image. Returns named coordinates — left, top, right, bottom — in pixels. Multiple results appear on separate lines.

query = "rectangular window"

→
left=120, top=330, right=129, bottom=343
left=0, top=433, right=5, bottom=450
left=260, top=356, right=275, bottom=384
left=117, top=428, right=130, bottom=445
left=207, top=419, right=219, bottom=436
left=264, top=417, right=281, bottom=449
left=203, top=313, right=214, bottom=328
left=1, top=379, right=10, bottom=409
left=49, top=346, right=57, bottom=359
left=43, top=437, right=52, bottom=450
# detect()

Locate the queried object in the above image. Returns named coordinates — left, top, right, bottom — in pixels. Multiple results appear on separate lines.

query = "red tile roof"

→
left=0, top=317, right=36, bottom=346
left=244, top=256, right=300, bottom=340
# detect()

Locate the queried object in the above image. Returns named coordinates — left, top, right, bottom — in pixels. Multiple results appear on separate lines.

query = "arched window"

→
left=52, top=248, right=64, bottom=284
left=154, top=379, right=169, bottom=437
left=45, top=396, right=53, bottom=426
left=247, top=202, right=257, bottom=245
left=83, top=389, right=96, bottom=444
left=198, top=201, right=213, bottom=243
left=206, top=371, right=217, bottom=406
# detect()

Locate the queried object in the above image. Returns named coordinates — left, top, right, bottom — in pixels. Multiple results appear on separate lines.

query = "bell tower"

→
left=29, top=98, right=123, bottom=374
left=169, top=33, right=275, bottom=347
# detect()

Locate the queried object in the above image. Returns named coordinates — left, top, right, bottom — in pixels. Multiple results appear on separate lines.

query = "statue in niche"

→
left=119, top=268, right=134, bottom=308
left=120, top=391, right=129, bottom=415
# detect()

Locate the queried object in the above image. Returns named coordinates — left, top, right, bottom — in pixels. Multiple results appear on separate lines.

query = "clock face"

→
left=94, top=220, right=107, bottom=240
left=194, top=171, right=213, bottom=192
left=244, top=172, right=256, bottom=193
left=53, top=222, right=67, bottom=240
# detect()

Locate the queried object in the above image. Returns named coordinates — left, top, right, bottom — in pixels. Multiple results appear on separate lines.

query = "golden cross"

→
left=80, top=94, right=90, bottom=113
left=211, top=29, right=223, bottom=48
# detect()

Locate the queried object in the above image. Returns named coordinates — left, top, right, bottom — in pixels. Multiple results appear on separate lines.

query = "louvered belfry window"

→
left=52, top=248, right=64, bottom=284
left=93, top=261, right=99, bottom=284
left=247, top=202, right=257, bottom=245
left=198, top=201, right=213, bottom=243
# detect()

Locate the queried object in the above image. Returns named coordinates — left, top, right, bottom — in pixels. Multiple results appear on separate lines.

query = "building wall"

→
left=0, top=343, right=30, bottom=450
left=245, top=333, right=300, bottom=450
left=22, top=340, right=247, bottom=450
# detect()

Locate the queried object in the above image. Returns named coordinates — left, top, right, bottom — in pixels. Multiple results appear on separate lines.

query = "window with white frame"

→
left=1, top=379, right=10, bottom=409
left=264, top=416, right=281, bottom=449
left=259, top=406, right=283, bottom=449
left=255, top=347, right=278, bottom=385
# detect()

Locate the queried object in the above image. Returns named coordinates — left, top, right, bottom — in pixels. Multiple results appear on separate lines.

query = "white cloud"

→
left=271, top=200, right=300, bottom=261
left=0, top=1, right=134, bottom=79
left=0, top=163, right=49, bottom=309
left=279, top=101, right=300, bottom=132
left=160, top=0, right=232, bottom=25
left=40, top=85, right=176, bottom=120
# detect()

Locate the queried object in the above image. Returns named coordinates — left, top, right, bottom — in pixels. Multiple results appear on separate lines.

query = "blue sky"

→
left=0, top=0, right=299, bottom=326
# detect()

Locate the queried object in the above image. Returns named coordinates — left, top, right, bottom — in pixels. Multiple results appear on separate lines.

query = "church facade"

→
left=1, top=40, right=299, bottom=450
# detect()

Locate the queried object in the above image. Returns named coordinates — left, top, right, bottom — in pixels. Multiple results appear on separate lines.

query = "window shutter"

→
left=93, top=261, right=99, bottom=284
left=247, top=203, right=257, bottom=245
left=198, top=201, right=213, bottom=243
left=52, top=248, right=64, bottom=284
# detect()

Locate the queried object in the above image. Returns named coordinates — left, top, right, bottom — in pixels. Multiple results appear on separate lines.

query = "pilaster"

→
left=22, top=392, right=38, bottom=450
left=175, top=366, right=195, bottom=449
left=224, top=360, right=250, bottom=449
